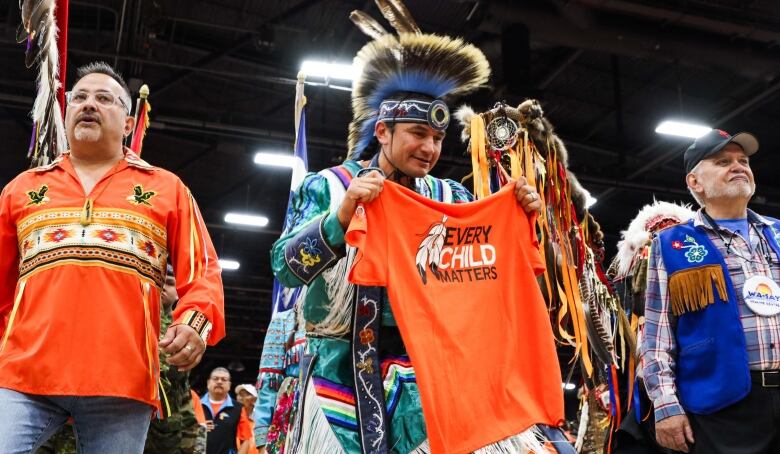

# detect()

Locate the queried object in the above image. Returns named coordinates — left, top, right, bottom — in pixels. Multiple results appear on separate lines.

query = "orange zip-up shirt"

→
left=0, top=149, right=224, bottom=407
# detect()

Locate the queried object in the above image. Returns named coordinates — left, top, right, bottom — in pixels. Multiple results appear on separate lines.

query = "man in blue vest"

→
left=642, top=128, right=780, bottom=453
left=201, top=368, right=253, bottom=454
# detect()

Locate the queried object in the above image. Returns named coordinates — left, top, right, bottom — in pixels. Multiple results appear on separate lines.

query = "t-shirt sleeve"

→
left=345, top=200, right=388, bottom=286
left=519, top=206, right=545, bottom=276
left=237, top=408, right=254, bottom=442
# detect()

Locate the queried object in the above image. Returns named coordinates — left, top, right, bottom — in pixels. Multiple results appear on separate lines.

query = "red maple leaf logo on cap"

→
left=717, top=129, right=730, bottom=138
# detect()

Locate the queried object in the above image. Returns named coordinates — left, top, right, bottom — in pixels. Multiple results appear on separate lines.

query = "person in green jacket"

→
left=269, top=4, right=544, bottom=453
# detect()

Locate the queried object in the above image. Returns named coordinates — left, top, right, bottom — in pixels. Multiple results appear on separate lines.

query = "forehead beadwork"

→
left=377, top=99, right=451, bottom=132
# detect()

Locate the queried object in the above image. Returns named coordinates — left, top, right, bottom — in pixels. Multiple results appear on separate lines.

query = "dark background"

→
left=3, top=0, right=780, bottom=419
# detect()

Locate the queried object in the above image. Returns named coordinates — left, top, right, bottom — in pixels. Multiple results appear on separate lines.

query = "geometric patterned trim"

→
left=17, top=208, right=166, bottom=243
left=19, top=247, right=165, bottom=287
left=284, top=216, right=339, bottom=285
left=179, top=309, right=212, bottom=344
left=17, top=210, right=168, bottom=288
left=313, top=377, right=359, bottom=431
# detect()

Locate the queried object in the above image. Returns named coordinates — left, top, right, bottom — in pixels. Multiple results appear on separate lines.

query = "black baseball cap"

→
left=684, top=129, right=759, bottom=174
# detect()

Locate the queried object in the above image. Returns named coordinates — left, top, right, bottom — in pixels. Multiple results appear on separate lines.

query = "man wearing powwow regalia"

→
left=268, top=2, right=561, bottom=453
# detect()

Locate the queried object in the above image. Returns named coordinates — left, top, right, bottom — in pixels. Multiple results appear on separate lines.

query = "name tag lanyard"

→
left=702, top=212, right=777, bottom=276
left=703, top=212, right=780, bottom=316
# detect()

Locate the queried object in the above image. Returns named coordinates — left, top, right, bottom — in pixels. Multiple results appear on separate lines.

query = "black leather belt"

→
left=750, top=370, right=780, bottom=387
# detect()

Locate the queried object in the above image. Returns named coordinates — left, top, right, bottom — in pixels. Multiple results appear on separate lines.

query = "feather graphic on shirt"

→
left=415, top=215, right=447, bottom=285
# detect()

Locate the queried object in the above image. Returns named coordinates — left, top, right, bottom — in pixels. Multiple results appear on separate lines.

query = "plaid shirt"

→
left=642, top=209, right=780, bottom=422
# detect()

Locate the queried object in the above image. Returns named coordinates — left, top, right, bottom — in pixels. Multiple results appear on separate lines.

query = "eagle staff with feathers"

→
left=18, top=0, right=69, bottom=167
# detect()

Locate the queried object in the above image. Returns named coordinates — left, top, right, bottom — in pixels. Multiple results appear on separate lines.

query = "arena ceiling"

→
left=3, top=0, right=780, bottom=391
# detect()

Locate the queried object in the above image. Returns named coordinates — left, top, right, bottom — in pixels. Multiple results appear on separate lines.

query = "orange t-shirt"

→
left=210, top=401, right=226, bottom=419
left=346, top=181, right=564, bottom=454
left=237, top=408, right=254, bottom=446
left=191, top=390, right=206, bottom=424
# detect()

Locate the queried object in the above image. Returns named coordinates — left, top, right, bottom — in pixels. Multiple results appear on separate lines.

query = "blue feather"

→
left=367, top=71, right=457, bottom=110
left=354, top=117, right=379, bottom=158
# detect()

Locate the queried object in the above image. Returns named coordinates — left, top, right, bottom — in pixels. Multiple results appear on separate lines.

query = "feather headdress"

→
left=347, top=1, right=491, bottom=159
left=613, top=200, right=695, bottom=278
left=18, top=0, right=67, bottom=166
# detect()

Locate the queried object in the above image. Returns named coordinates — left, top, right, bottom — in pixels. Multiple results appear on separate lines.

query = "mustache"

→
left=76, top=113, right=101, bottom=124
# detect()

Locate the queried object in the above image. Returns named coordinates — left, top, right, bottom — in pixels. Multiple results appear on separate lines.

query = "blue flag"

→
left=272, top=105, right=309, bottom=314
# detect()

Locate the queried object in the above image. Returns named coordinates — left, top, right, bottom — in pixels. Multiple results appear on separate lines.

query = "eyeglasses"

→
left=65, top=90, right=130, bottom=115
left=209, top=376, right=231, bottom=382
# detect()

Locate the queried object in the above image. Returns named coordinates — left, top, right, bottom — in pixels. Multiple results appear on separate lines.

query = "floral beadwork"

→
left=677, top=234, right=709, bottom=263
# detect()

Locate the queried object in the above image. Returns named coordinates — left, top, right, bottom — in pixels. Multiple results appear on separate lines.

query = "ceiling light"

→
left=300, top=60, right=360, bottom=81
left=224, top=212, right=269, bottom=227
left=655, top=120, right=712, bottom=139
left=254, top=152, right=300, bottom=168
left=254, top=151, right=307, bottom=191
left=219, top=259, right=240, bottom=270
left=562, top=382, right=576, bottom=390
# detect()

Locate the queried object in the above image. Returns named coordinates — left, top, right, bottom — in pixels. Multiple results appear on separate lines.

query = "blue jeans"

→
left=0, top=388, right=152, bottom=454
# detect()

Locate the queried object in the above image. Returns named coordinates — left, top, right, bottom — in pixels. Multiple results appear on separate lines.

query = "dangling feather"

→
left=415, top=216, right=447, bottom=284
left=19, top=0, right=67, bottom=167
left=580, top=249, right=619, bottom=366
left=20, top=0, right=55, bottom=67
left=349, top=10, right=389, bottom=40
left=374, top=0, right=420, bottom=34
left=386, top=0, right=421, bottom=33
left=575, top=398, right=589, bottom=452
left=454, top=104, right=477, bottom=143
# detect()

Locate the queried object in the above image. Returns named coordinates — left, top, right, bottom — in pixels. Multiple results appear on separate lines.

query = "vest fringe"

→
left=668, top=264, right=728, bottom=316
left=472, top=425, right=548, bottom=453
left=409, top=439, right=430, bottom=453
left=294, top=380, right=346, bottom=454
left=313, top=246, right=357, bottom=337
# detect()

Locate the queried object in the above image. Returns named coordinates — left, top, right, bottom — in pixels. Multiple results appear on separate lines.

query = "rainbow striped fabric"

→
left=381, top=356, right=416, bottom=417
left=313, top=377, right=358, bottom=431
left=313, top=355, right=418, bottom=432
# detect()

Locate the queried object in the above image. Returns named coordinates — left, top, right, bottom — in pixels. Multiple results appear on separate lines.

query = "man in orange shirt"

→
left=0, top=62, right=224, bottom=453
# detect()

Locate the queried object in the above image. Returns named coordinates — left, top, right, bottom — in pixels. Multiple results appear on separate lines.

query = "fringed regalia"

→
left=455, top=100, right=609, bottom=372
left=268, top=1, right=580, bottom=452
left=457, top=101, right=615, bottom=453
